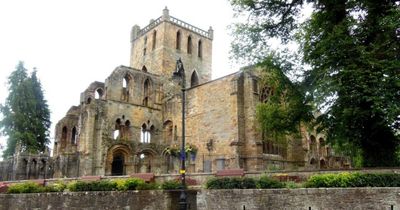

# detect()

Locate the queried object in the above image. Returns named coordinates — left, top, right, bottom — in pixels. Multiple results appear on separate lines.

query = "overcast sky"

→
left=0, top=0, right=239, bottom=158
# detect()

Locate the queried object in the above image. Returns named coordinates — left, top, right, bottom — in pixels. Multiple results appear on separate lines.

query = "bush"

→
left=67, top=180, right=117, bottom=192
left=256, top=176, right=285, bottom=189
left=304, top=173, right=400, bottom=188
left=136, top=182, right=159, bottom=190
left=205, top=177, right=256, bottom=189
left=44, top=181, right=66, bottom=192
left=112, top=178, right=145, bottom=191
left=7, top=182, right=44, bottom=194
left=161, top=180, right=184, bottom=190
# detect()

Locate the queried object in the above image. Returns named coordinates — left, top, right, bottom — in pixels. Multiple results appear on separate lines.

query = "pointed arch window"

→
left=152, top=30, right=157, bottom=50
left=176, top=31, right=181, bottom=50
left=187, top=36, right=192, bottom=54
left=140, top=124, right=151, bottom=143
left=198, top=40, right=202, bottom=58
left=61, top=126, right=68, bottom=142
left=143, top=36, right=147, bottom=56
left=143, top=78, right=151, bottom=106
left=190, top=71, right=199, bottom=87
left=163, top=120, right=173, bottom=143
left=95, top=88, right=103, bottom=99
left=142, top=65, right=147, bottom=72
left=71, top=127, right=77, bottom=144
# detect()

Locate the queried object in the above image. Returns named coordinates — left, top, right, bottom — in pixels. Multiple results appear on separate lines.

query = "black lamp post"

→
left=173, top=58, right=187, bottom=210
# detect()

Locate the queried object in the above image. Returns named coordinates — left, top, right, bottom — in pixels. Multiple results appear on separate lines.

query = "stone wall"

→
left=1, top=188, right=399, bottom=210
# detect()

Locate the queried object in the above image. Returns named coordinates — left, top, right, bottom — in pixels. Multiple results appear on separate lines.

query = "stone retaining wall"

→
left=1, top=188, right=400, bottom=210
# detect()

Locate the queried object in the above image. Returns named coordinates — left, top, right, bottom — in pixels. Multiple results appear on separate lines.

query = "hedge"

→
left=7, top=181, right=66, bottom=194
left=205, top=177, right=256, bottom=189
left=304, top=173, right=400, bottom=188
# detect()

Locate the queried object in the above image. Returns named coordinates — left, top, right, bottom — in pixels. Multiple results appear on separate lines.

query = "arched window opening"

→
left=176, top=31, right=181, bottom=50
left=137, top=152, right=152, bottom=173
left=123, top=75, right=131, bottom=88
left=113, top=119, right=122, bottom=140
left=319, top=138, right=326, bottom=156
left=143, top=36, right=147, bottom=56
left=310, top=158, right=317, bottom=165
left=190, top=71, right=199, bottom=87
left=113, top=130, right=120, bottom=140
left=310, top=135, right=317, bottom=153
left=140, top=124, right=151, bottom=143
left=95, top=88, right=103, bottom=99
left=152, top=30, right=157, bottom=50
left=187, top=36, right=192, bottom=54
left=163, top=120, right=173, bottom=143
left=61, top=126, right=68, bottom=142
left=259, top=86, right=274, bottom=103
left=143, top=79, right=151, bottom=106
left=320, top=159, right=327, bottom=169
left=86, top=97, right=92, bottom=104
left=142, top=65, right=147, bottom=72
left=122, top=75, right=131, bottom=101
left=71, top=127, right=77, bottom=144
left=198, top=40, right=202, bottom=58
left=121, top=120, right=131, bottom=140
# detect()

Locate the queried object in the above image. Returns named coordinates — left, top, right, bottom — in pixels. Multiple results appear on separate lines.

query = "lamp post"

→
left=173, top=58, right=187, bottom=210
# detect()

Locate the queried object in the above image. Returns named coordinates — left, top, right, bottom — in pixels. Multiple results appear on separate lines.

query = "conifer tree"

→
left=0, top=62, right=51, bottom=158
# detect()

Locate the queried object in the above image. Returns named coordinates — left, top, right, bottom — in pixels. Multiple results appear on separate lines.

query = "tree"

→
left=230, top=0, right=400, bottom=166
left=255, top=55, right=312, bottom=143
left=0, top=62, right=51, bottom=158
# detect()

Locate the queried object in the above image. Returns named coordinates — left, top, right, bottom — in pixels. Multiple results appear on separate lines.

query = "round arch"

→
left=106, top=144, right=132, bottom=176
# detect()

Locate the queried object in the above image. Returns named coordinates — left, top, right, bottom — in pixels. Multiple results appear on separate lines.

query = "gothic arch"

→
left=95, top=88, right=104, bottom=99
left=163, top=120, right=173, bottom=143
left=143, top=78, right=152, bottom=106
left=198, top=39, right=202, bottom=58
left=136, top=148, right=159, bottom=173
left=176, top=30, right=181, bottom=50
left=190, top=71, right=199, bottom=87
left=106, top=144, right=132, bottom=176
left=187, top=35, right=192, bottom=54
left=152, top=30, right=157, bottom=50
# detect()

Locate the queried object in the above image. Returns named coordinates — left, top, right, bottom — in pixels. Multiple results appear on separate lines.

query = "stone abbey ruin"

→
left=0, top=8, right=350, bottom=181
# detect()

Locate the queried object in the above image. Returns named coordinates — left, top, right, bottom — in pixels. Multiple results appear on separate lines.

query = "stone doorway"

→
left=112, top=153, right=124, bottom=175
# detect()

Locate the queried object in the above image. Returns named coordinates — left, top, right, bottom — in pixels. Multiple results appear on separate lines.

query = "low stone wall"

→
left=1, top=188, right=399, bottom=210
left=197, top=188, right=400, bottom=210
left=0, top=190, right=197, bottom=210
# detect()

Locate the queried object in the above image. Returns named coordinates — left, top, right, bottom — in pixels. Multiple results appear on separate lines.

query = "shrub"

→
left=112, top=178, right=145, bottom=191
left=161, top=180, right=184, bottom=190
left=67, top=180, right=117, bottom=192
left=136, top=182, right=159, bottom=190
left=43, top=181, right=66, bottom=192
left=205, top=177, right=256, bottom=189
left=7, top=182, right=44, bottom=194
left=304, top=173, right=400, bottom=188
left=285, top=181, right=299, bottom=189
left=256, top=176, right=285, bottom=189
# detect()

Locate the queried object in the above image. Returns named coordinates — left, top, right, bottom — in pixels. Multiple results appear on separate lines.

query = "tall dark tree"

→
left=0, top=62, right=51, bottom=158
left=230, top=0, right=400, bottom=166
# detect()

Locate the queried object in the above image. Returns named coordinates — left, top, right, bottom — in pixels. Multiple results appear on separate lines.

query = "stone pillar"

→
left=208, top=26, right=214, bottom=40
left=162, top=7, right=170, bottom=21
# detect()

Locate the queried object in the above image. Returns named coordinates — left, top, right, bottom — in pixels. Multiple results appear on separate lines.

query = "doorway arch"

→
left=106, top=144, right=131, bottom=176
left=112, top=153, right=125, bottom=175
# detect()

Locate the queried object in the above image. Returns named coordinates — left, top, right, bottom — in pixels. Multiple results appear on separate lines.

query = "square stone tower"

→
left=129, top=7, right=213, bottom=85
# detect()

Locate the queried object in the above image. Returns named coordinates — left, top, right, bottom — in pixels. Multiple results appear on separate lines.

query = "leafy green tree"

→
left=230, top=0, right=400, bottom=166
left=255, top=55, right=312, bottom=143
left=0, top=62, right=51, bottom=158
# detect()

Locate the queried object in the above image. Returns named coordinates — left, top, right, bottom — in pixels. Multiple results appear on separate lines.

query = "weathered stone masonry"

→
left=0, top=7, right=349, bottom=181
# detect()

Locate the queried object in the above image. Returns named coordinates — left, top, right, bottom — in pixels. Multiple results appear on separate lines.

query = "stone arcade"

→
left=0, top=8, right=348, bottom=181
